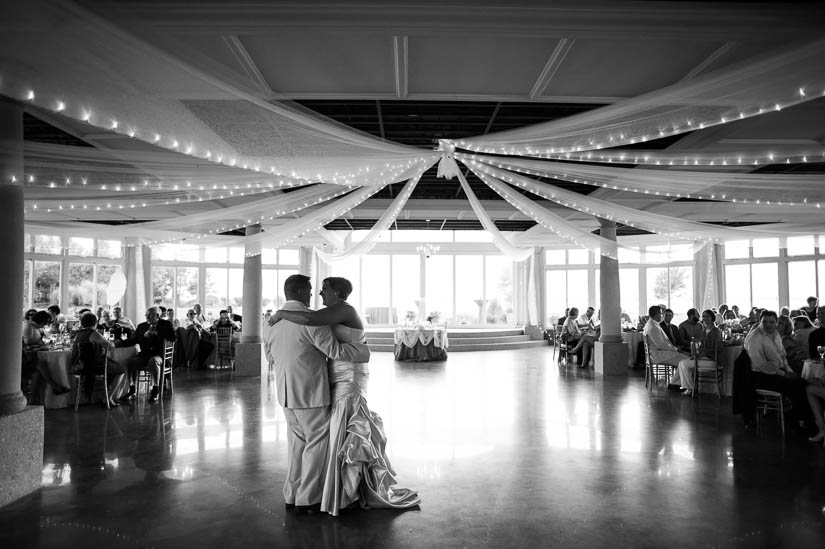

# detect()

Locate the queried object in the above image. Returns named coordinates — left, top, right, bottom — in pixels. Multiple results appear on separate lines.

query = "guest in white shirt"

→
left=578, top=307, right=596, bottom=329
left=744, top=310, right=813, bottom=428
left=562, top=308, right=584, bottom=365
left=643, top=305, right=689, bottom=387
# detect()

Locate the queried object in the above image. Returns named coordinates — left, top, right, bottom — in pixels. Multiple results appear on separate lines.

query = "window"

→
left=392, top=255, right=420, bottom=323
left=752, top=238, right=779, bottom=258
left=567, top=249, right=589, bottom=265
left=425, top=255, right=453, bottom=323
left=98, top=240, right=122, bottom=259
left=787, top=236, right=815, bottom=257
left=228, top=268, right=243, bottom=315
left=152, top=267, right=175, bottom=306
left=205, top=268, right=228, bottom=319
left=486, top=256, right=513, bottom=325
left=67, top=263, right=94, bottom=316
left=724, top=240, right=749, bottom=260
left=176, top=267, right=199, bottom=316
left=646, top=266, right=693, bottom=320
left=279, top=249, right=299, bottom=264
left=455, top=255, right=484, bottom=324
left=545, top=249, right=565, bottom=265
left=96, top=265, right=120, bottom=309
left=362, top=255, right=392, bottom=323
left=68, top=237, right=94, bottom=257
left=620, top=268, right=639, bottom=321
left=33, top=261, right=60, bottom=308
left=788, top=261, right=816, bottom=310
left=23, top=260, right=31, bottom=311
left=35, top=235, right=61, bottom=254
left=725, top=263, right=778, bottom=312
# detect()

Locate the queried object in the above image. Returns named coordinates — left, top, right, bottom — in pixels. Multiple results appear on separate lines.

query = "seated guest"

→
left=777, top=307, right=793, bottom=336
left=212, top=309, right=241, bottom=331
left=806, top=381, right=825, bottom=444
left=562, top=308, right=584, bottom=364
left=183, top=309, right=214, bottom=370
left=745, top=310, right=813, bottom=428
left=806, top=306, right=825, bottom=360
left=715, top=304, right=729, bottom=325
left=47, top=304, right=63, bottom=333
left=723, top=309, right=737, bottom=321
left=677, top=309, right=723, bottom=396
left=660, top=308, right=681, bottom=348
left=70, top=312, right=126, bottom=407
left=643, top=305, right=689, bottom=388
left=557, top=308, right=569, bottom=326
left=802, top=296, right=818, bottom=324
left=112, top=306, right=136, bottom=330
left=793, top=315, right=817, bottom=361
left=620, top=310, right=632, bottom=325
left=23, top=311, right=71, bottom=396
left=118, top=306, right=176, bottom=403
left=578, top=306, right=596, bottom=329
left=97, top=310, right=113, bottom=332
left=22, top=308, right=37, bottom=326
left=165, top=308, right=180, bottom=330
left=227, top=305, right=242, bottom=323
left=731, top=304, right=746, bottom=321
left=678, top=308, right=705, bottom=353
left=193, top=303, right=207, bottom=325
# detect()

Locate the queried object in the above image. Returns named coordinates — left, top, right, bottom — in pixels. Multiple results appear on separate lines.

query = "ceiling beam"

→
left=393, top=35, right=408, bottom=99
left=529, top=38, right=575, bottom=100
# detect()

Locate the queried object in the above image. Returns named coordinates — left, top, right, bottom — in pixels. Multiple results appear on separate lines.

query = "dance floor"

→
left=2, top=348, right=824, bottom=548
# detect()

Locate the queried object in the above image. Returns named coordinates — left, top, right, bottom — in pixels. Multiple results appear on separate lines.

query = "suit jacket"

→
left=660, top=321, right=680, bottom=347
left=807, top=326, right=825, bottom=360
left=123, top=318, right=177, bottom=357
left=263, top=300, right=368, bottom=409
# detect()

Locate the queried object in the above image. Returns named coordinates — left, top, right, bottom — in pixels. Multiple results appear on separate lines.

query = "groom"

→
left=263, top=274, right=368, bottom=513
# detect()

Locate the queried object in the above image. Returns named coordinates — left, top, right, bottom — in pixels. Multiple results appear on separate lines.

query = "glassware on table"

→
left=818, top=345, right=825, bottom=363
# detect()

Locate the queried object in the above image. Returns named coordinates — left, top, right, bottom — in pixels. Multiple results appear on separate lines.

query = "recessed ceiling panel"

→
left=407, top=36, right=560, bottom=96
left=545, top=39, right=724, bottom=98
left=240, top=33, right=396, bottom=95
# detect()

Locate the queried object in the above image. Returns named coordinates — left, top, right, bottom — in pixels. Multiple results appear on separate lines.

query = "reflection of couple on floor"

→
left=264, top=274, right=419, bottom=516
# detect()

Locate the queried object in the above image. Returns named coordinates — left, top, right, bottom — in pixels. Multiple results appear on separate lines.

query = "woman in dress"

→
left=71, top=312, right=127, bottom=407
left=271, top=276, right=420, bottom=516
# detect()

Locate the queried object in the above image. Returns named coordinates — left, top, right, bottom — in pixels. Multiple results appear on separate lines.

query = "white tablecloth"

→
left=394, top=327, right=448, bottom=349
left=802, top=359, right=825, bottom=382
left=37, top=346, right=137, bottom=408
left=621, top=331, right=643, bottom=367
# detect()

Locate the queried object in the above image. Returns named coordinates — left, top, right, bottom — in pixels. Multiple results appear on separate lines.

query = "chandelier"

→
left=416, top=244, right=440, bottom=258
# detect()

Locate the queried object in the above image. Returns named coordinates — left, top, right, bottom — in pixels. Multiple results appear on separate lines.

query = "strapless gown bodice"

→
left=328, top=325, right=369, bottom=400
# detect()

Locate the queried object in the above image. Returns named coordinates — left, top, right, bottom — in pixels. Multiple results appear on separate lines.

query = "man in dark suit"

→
left=660, top=308, right=681, bottom=348
left=119, top=306, right=176, bottom=403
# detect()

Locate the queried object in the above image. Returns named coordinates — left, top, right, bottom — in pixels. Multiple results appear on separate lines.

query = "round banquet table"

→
left=36, top=345, right=137, bottom=409
left=621, top=331, right=644, bottom=367
left=394, top=327, right=448, bottom=361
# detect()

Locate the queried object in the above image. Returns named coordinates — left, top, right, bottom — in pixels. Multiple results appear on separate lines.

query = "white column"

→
left=241, top=224, right=262, bottom=344
left=595, top=219, right=628, bottom=375
left=123, top=237, right=150, bottom=319
left=0, top=98, right=26, bottom=415
left=0, top=98, right=44, bottom=508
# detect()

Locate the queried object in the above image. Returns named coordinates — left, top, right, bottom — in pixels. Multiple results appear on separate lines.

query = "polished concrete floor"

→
left=2, top=348, right=825, bottom=548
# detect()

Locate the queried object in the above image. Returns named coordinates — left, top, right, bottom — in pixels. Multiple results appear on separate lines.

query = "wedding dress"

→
left=320, top=324, right=420, bottom=516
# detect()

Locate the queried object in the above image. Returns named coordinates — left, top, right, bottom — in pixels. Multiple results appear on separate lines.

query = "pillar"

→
left=0, top=98, right=44, bottom=506
left=235, top=224, right=262, bottom=376
left=595, top=219, right=628, bottom=375
left=123, top=237, right=150, bottom=319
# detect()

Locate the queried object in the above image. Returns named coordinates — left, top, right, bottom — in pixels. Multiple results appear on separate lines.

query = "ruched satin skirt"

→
left=320, top=361, right=420, bottom=516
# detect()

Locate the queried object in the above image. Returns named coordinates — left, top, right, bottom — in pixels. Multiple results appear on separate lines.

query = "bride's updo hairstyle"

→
left=324, top=277, right=353, bottom=300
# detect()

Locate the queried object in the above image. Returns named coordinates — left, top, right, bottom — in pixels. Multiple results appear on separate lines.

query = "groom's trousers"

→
left=283, top=405, right=331, bottom=506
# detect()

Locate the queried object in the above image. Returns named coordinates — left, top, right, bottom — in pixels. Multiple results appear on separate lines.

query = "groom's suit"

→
left=263, top=300, right=367, bottom=507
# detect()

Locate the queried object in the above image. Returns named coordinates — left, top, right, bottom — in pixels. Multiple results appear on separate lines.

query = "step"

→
left=370, top=340, right=548, bottom=353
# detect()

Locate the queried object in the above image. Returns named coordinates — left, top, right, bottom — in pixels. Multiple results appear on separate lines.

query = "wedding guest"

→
left=660, top=308, right=681, bottom=347
left=731, top=304, right=746, bottom=320
left=118, top=306, right=176, bottom=403
left=806, top=306, right=825, bottom=360
left=23, top=311, right=70, bottom=396
left=778, top=307, right=793, bottom=337
left=70, top=312, right=126, bottom=407
left=793, top=316, right=817, bottom=361
left=47, top=304, right=62, bottom=332
left=184, top=309, right=214, bottom=369
left=806, top=382, right=825, bottom=444
left=193, top=303, right=207, bottom=324
left=165, top=308, right=180, bottom=330
left=562, top=308, right=583, bottom=364
left=802, top=296, right=818, bottom=324
left=97, top=310, right=113, bottom=332
left=23, top=308, right=37, bottom=325
left=212, top=309, right=240, bottom=331
left=643, top=305, right=688, bottom=388
left=227, top=305, right=243, bottom=323
left=557, top=308, right=569, bottom=326
left=677, top=309, right=723, bottom=396
left=715, top=304, right=729, bottom=325
left=112, top=306, right=136, bottom=331
left=578, top=306, right=596, bottom=329
left=620, top=310, right=632, bottom=325
left=678, top=309, right=704, bottom=352
left=745, top=310, right=813, bottom=429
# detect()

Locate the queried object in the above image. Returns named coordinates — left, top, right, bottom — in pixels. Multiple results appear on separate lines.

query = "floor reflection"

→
left=12, top=348, right=824, bottom=548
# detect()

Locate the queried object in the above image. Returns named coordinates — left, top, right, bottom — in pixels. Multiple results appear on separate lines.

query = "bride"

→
left=271, top=276, right=420, bottom=516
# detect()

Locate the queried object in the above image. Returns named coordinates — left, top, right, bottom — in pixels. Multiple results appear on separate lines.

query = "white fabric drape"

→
left=453, top=164, right=533, bottom=261
left=315, top=168, right=432, bottom=262
left=458, top=38, right=825, bottom=155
